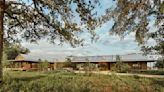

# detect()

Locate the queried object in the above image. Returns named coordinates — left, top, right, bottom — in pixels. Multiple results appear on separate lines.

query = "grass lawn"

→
left=0, top=70, right=164, bottom=92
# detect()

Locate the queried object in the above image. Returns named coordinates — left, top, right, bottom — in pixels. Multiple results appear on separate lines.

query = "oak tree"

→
left=98, top=0, right=164, bottom=56
left=0, top=0, right=99, bottom=82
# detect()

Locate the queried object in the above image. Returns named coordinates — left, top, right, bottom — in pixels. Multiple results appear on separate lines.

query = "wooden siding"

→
left=10, top=61, right=54, bottom=71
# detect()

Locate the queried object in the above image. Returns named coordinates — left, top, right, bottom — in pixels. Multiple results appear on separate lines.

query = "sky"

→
left=21, top=0, right=156, bottom=61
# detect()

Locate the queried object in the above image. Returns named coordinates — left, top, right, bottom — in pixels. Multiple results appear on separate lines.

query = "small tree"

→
left=64, top=58, right=76, bottom=69
left=112, top=55, right=130, bottom=73
left=4, top=43, right=30, bottom=60
left=155, top=59, right=164, bottom=69
left=83, top=58, right=92, bottom=74
left=38, top=59, right=49, bottom=71
left=83, top=59, right=98, bottom=75
left=42, top=60, right=49, bottom=71
left=38, top=59, right=43, bottom=71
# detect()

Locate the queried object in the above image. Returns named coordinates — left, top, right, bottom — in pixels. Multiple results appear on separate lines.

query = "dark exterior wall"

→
left=139, top=62, right=147, bottom=69
left=109, top=63, right=115, bottom=70
left=23, top=62, right=31, bottom=70
left=74, top=61, right=148, bottom=70
left=31, top=63, right=38, bottom=68
left=10, top=61, right=55, bottom=71
left=10, top=60, right=148, bottom=71
left=126, top=62, right=147, bottom=70
left=24, top=62, right=38, bottom=70
left=108, top=62, right=148, bottom=70
left=97, top=62, right=109, bottom=70
left=49, top=63, right=55, bottom=70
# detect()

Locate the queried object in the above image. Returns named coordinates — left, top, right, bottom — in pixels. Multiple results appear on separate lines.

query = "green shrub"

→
left=111, top=63, right=130, bottom=73
left=111, top=55, right=130, bottom=73
left=130, top=70, right=164, bottom=75
left=155, top=59, right=164, bottom=69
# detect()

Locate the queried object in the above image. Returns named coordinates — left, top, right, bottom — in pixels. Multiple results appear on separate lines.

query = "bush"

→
left=63, top=61, right=77, bottom=69
left=38, top=60, right=49, bottom=71
left=130, top=70, right=164, bottom=75
left=111, top=55, right=130, bottom=73
left=111, top=63, right=130, bottom=73
left=155, top=59, right=164, bottom=69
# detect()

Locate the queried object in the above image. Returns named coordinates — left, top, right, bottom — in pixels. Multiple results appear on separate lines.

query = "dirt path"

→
left=74, top=71, right=164, bottom=78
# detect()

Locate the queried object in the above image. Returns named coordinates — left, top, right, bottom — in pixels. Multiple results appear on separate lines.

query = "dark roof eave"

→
left=72, top=60, right=156, bottom=63
left=8, top=60, right=39, bottom=63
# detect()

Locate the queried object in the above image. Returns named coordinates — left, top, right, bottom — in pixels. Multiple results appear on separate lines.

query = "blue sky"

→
left=21, top=0, right=156, bottom=61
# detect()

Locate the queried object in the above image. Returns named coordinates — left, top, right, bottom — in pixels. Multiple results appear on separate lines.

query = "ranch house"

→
left=8, top=54, right=54, bottom=71
left=70, top=53, right=157, bottom=70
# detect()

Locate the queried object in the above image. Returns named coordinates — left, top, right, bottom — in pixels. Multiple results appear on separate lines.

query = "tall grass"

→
left=0, top=71, right=164, bottom=92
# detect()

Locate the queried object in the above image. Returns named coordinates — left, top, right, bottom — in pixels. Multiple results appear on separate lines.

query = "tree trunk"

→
left=0, top=0, right=5, bottom=83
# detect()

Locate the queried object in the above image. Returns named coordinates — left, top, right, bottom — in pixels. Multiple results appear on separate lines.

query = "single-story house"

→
left=70, top=53, right=158, bottom=70
left=8, top=54, right=55, bottom=71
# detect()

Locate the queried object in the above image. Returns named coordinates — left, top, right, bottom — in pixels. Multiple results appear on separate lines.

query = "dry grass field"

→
left=0, top=70, right=164, bottom=92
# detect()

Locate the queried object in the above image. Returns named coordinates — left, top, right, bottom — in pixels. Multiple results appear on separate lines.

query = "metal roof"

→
left=19, top=54, right=37, bottom=61
left=9, top=54, right=54, bottom=63
left=71, top=53, right=158, bottom=62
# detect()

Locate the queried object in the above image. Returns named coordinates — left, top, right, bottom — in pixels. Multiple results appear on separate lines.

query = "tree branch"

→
left=5, top=11, right=24, bottom=29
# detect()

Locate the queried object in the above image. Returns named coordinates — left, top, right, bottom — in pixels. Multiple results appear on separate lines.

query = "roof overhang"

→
left=8, top=60, right=39, bottom=63
left=71, top=60, right=156, bottom=63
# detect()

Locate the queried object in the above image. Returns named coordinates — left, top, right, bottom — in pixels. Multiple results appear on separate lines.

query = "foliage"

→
left=64, top=58, right=76, bottom=69
left=99, top=0, right=164, bottom=55
left=38, top=59, right=49, bottom=71
left=0, top=0, right=100, bottom=82
left=2, top=52, right=9, bottom=68
left=83, top=59, right=91, bottom=71
left=0, top=71, right=164, bottom=92
left=83, top=62, right=97, bottom=71
left=111, top=55, right=130, bottom=73
left=4, top=0, right=100, bottom=46
left=76, top=63, right=98, bottom=71
left=130, top=70, right=164, bottom=75
left=82, top=59, right=97, bottom=72
left=56, top=62, right=65, bottom=69
left=155, top=59, right=164, bottom=69
left=4, top=43, right=30, bottom=60
left=111, top=63, right=130, bottom=73
left=116, top=55, right=121, bottom=62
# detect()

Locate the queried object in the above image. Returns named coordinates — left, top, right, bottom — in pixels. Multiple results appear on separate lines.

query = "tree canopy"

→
left=155, top=59, right=164, bottom=69
left=4, top=0, right=164, bottom=55
left=98, top=0, right=164, bottom=56
left=4, top=42, right=30, bottom=60
left=4, top=0, right=99, bottom=46
left=0, top=0, right=163, bottom=82
left=0, top=0, right=100, bottom=82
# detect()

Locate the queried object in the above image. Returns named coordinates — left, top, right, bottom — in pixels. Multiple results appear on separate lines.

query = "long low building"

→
left=8, top=54, right=54, bottom=71
left=70, top=53, right=158, bottom=70
left=8, top=53, right=158, bottom=71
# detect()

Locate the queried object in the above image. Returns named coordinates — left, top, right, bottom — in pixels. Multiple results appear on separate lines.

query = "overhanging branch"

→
left=5, top=11, right=24, bottom=29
